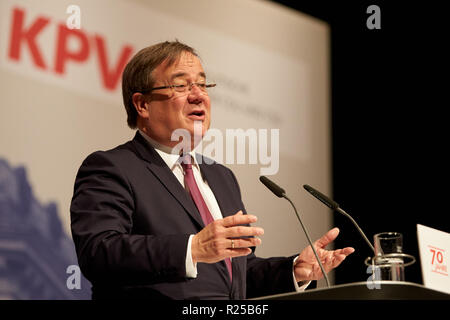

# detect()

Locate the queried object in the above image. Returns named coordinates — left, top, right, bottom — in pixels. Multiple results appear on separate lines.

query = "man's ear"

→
left=132, top=92, right=150, bottom=119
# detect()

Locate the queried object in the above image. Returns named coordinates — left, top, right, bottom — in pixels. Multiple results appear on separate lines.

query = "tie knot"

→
left=180, top=154, right=192, bottom=171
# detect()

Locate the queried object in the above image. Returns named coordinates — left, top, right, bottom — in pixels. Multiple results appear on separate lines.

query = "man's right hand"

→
left=191, top=211, right=264, bottom=264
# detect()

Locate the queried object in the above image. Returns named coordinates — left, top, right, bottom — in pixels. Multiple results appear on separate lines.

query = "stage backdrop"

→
left=0, top=0, right=330, bottom=298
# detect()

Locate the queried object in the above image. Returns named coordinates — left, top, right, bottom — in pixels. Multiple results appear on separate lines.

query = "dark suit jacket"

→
left=70, top=132, right=299, bottom=299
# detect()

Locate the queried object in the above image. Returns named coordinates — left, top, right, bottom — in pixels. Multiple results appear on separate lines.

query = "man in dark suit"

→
left=70, top=41, right=354, bottom=299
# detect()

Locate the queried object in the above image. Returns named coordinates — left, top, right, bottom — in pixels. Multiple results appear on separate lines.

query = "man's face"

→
left=142, top=52, right=211, bottom=148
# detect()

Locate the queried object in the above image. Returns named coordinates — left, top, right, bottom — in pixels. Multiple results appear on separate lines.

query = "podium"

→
left=252, top=281, right=450, bottom=300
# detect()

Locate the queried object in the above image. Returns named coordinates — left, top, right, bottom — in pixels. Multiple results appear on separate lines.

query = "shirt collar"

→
left=138, top=130, right=200, bottom=171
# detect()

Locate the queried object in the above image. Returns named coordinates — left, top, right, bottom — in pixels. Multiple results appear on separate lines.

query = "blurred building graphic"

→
left=0, top=158, right=91, bottom=299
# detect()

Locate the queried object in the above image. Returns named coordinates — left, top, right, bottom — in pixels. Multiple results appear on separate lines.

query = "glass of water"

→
left=373, top=232, right=405, bottom=281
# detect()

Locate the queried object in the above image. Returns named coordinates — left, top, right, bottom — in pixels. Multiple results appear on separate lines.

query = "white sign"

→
left=417, top=224, right=450, bottom=294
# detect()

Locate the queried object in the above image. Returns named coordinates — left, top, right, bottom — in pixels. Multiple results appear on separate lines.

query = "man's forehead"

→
left=179, top=52, right=197, bottom=64
left=159, top=52, right=204, bottom=75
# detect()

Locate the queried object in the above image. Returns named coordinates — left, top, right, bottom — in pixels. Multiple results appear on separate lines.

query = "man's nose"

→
left=187, top=84, right=204, bottom=104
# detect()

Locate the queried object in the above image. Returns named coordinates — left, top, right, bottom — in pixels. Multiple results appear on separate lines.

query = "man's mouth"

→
left=187, top=109, right=206, bottom=121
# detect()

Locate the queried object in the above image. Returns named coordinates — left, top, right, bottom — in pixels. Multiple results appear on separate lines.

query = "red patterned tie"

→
left=180, top=155, right=232, bottom=281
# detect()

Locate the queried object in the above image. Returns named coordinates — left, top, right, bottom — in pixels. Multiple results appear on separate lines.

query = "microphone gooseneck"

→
left=260, top=176, right=330, bottom=288
left=303, top=184, right=375, bottom=253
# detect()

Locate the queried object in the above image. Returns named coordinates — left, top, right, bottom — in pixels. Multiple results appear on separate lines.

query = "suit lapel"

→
left=199, top=155, right=247, bottom=291
left=131, top=132, right=205, bottom=228
left=198, top=156, right=235, bottom=219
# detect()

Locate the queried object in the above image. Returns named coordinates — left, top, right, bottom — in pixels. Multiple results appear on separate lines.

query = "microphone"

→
left=303, top=184, right=338, bottom=210
left=259, top=176, right=285, bottom=198
left=303, top=184, right=375, bottom=253
left=259, top=176, right=330, bottom=288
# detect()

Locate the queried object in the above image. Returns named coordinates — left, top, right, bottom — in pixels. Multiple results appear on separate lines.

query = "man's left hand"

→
left=294, top=227, right=355, bottom=282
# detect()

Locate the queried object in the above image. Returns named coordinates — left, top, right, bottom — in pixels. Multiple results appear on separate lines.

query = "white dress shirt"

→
left=138, top=130, right=309, bottom=291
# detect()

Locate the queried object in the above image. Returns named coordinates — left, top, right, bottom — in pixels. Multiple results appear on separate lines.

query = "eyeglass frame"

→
left=138, top=82, right=216, bottom=95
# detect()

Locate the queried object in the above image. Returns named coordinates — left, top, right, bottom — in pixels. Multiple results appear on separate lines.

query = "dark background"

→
left=271, top=0, right=449, bottom=284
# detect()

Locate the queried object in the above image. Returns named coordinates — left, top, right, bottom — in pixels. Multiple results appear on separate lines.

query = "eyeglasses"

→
left=141, top=81, right=216, bottom=95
